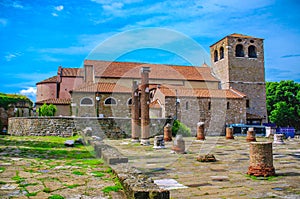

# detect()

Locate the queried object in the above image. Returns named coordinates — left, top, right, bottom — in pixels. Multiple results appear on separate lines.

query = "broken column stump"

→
left=246, top=128, right=256, bottom=142
left=273, top=134, right=285, bottom=144
left=196, top=122, right=205, bottom=140
left=247, top=142, right=275, bottom=177
left=153, top=135, right=166, bottom=149
left=172, top=134, right=185, bottom=154
left=163, top=123, right=172, bottom=142
left=225, top=127, right=234, bottom=139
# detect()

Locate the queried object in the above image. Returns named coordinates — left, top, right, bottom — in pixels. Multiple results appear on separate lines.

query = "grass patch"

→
left=11, top=171, right=25, bottom=183
left=67, top=184, right=79, bottom=189
left=102, top=185, right=122, bottom=193
left=245, top=174, right=278, bottom=181
left=48, top=194, right=65, bottom=199
left=43, top=187, right=51, bottom=193
left=72, top=170, right=85, bottom=176
left=0, top=166, right=6, bottom=172
left=0, top=181, right=6, bottom=184
left=91, top=171, right=105, bottom=177
left=25, top=192, right=38, bottom=196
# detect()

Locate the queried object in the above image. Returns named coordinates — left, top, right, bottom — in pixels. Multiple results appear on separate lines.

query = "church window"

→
left=235, top=44, right=244, bottom=57
left=208, top=102, right=211, bottom=110
left=186, top=101, right=189, bottom=110
left=220, top=47, right=224, bottom=59
left=214, top=50, right=218, bottom=62
left=227, top=102, right=230, bottom=109
left=248, top=45, right=257, bottom=58
left=127, top=98, right=132, bottom=106
left=80, top=97, right=93, bottom=106
left=250, top=40, right=254, bottom=43
left=104, top=97, right=117, bottom=106
left=238, top=38, right=242, bottom=42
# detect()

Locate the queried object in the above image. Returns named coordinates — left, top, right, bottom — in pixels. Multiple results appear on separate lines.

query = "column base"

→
left=247, top=165, right=275, bottom=177
left=140, top=139, right=150, bottom=146
left=131, top=138, right=140, bottom=143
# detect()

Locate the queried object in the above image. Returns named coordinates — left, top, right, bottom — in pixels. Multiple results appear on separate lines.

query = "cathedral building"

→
left=36, top=33, right=267, bottom=134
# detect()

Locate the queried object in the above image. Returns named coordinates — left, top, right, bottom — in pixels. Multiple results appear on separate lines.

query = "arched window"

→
left=248, top=45, right=257, bottom=58
left=214, top=50, right=218, bottom=62
left=127, top=98, right=132, bottom=106
left=235, top=44, right=244, bottom=57
left=219, top=47, right=224, bottom=59
left=80, top=97, right=93, bottom=106
left=104, top=97, right=117, bottom=106
left=227, top=102, right=230, bottom=110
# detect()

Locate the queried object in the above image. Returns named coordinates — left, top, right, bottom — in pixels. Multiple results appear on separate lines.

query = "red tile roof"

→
left=60, top=68, right=80, bottom=77
left=158, top=86, right=246, bottom=99
left=72, top=82, right=131, bottom=93
left=149, top=99, right=162, bottom=109
left=36, top=76, right=57, bottom=84
left=84, top=60, right=218, bottom=82
left=36, top=98, right=71, bottom=105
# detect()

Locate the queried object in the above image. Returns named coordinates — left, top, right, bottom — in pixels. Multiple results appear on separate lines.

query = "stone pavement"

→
left=105, top=136, right=300, bottom=199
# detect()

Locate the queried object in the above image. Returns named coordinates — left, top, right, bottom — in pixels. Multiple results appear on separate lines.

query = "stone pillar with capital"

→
left=140, top=67, right=151, bottom=145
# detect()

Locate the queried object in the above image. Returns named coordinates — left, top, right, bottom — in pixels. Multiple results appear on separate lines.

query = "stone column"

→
left=247, top=142, right=275, bottom=177
left=196, top=122, right=205, bottom=140
left=226, top=127, right=234, bottom=139
left=273, top=134, right=285, bottom=144
left=140, top=67, right=151, bottom=146
left=164, top=123, right=172, bottom=141
left=172, top=135, right=185, bottom=154
left=246, top=128, right=256, bottom=142
left=131, top=81, right=140, bottom=143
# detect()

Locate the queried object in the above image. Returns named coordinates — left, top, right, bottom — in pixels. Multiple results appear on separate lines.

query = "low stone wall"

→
left=8, top=117, right=169, bottom=138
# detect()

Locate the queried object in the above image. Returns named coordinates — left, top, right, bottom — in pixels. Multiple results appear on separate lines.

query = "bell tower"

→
left=210, top=33, right=267, bottom=123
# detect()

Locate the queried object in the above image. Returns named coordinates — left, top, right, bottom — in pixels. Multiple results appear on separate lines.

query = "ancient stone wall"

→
left=164, top=97, right=246, bottom=135
left=8, top=117, right=168, bottom=138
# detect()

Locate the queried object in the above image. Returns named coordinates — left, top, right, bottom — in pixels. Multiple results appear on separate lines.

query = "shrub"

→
left=37, top=103, right=57, bottom=116
left=172, top=120, right=191, bottom=137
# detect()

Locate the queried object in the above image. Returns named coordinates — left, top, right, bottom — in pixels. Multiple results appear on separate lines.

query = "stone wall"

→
left=8, top=117, right=168, bottom=138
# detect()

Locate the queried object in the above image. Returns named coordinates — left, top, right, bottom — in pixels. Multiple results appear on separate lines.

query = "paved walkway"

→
left=105, top=136, right=300, bottom=199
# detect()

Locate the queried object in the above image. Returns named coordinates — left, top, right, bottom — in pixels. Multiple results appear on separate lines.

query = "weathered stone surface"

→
left=274, top=134, right=285, bottom=145
left=246, top=128, right=256, bottom=142
left=163, top=123, right=172, bottom=142
left=64, top=140, right=75, bottom=147
left=196, top=154, right=216, bottom=162
left=247, top=142, right=275, bottom=177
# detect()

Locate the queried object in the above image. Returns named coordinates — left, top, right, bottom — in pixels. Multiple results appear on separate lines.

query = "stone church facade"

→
left=36, top=33, right=267, bottom=135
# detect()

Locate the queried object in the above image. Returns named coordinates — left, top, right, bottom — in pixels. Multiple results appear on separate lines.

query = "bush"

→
left=37, top=103, right=57, bottom=116
left=172, top=120, right=191, bottom=137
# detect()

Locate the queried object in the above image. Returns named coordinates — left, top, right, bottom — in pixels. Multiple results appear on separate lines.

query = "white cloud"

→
left=52, top=13, right=58, bottom=17
left=55, top=5, right=64, bottom=11
left=4, top=52, right=22, bottom=62
left=20, top=87, right=37, bottom=97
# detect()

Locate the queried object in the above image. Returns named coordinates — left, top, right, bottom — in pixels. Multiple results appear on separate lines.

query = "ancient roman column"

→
left=246, top=127, right=256, bottom=142
left=140, top=67, right=151, bottom=146
left=247, top=142, right=275, bottom=177
left=131, top=80, right=140, bottom=143
left=196, top=122, right=205, bottom=140
left=164, top=123, right=172, bottom=141
left=226, top=127, right=234, bottom=139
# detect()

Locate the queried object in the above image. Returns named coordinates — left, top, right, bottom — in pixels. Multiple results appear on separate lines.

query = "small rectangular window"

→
left=246, top=100, right=250, bottom=108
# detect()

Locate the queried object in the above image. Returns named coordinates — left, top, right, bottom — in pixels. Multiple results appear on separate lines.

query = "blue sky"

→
left=1, top=0, right=300, bottom=102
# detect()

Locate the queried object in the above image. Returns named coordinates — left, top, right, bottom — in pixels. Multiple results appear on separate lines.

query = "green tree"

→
left=172, top=120, right=191, bottom=137
left=37, top=103, right=57, bottom=116
left=266, top=80, right=300, bottom=129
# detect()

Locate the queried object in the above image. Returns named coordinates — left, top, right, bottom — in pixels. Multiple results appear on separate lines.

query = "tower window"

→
left=214, top=50, right=218, bottom=62
left=246, top=99, right=250, bottom=108
left=104, top=97, right=117, bottom=106
left=185, top=101, right=189, bottom=110
left=219, top=47, right=224, bottom=59
left=235, top=44, right=244, bottom=57
left=248, top=45, right=257, bottom=58
left=208, top=102, right=211, bottom=110
left=227, top=102, right=230, bottom=109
